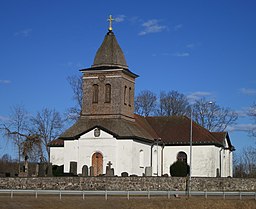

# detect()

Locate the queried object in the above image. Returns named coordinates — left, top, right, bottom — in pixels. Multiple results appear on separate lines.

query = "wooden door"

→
left=92, top=152, right=103, bottom=176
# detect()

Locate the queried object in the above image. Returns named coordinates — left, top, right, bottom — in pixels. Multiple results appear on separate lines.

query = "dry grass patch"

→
left=0, top=196, right=255, bottom=209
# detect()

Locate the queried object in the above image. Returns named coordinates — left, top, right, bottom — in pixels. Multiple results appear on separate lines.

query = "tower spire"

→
left=107, top=15, right=115, bottom=32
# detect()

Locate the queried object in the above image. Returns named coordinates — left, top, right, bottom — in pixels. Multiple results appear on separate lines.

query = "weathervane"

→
left=108, top=15, right=115, bottom=31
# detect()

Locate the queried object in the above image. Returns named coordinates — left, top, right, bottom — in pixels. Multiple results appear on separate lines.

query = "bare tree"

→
left=0, top=105, right=29, bottom=171
left=157, top=91, right=190, bottom=116
left=248, top=103, right=256, bottom=138
left=66, top=75, right=83, bottom=122
left=233, top=146, right=256, bottom=177
left=193, top=98, right=238, bottom=131
left=135, top=90, right=157, bottom=116
left=1, top=153, right=12, bottom=162
left=1, top=106, right=64, bottom=164
left=21, top=135, right=42, bottom=163
left=30, top=108, right=63, bottom=162
left=0, top=106, right=43, bottom=166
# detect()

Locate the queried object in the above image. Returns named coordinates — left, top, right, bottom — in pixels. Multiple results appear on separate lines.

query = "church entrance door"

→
left=92, top=152, right=103, bottom=176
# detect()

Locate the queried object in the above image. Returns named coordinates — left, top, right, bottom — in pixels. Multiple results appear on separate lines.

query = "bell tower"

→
left=80, top=16, right=138, bottom=121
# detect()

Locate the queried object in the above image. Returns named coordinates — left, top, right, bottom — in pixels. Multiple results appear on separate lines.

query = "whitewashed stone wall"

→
left=50, top=147, right=64, bottom=166
left=50, top=129, right=233, bottom=177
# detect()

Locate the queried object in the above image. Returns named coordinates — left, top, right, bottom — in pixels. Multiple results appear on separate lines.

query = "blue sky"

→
left=0, top=0, right=256, bottom=157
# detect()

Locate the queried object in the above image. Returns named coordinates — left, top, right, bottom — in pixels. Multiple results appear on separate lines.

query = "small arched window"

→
left=124, top=86, right=127, bottom=105
left=92, top=84, right=99, bottom=103
left=177, top=151, right=187, bottom=163
left=139, top=150, right=144, bottom=168
left=105, top=84, right=111, bottom=103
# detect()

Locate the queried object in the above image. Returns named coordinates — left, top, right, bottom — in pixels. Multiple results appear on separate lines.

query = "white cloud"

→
left=14, top=29, right=32, bottom=37
left=236, top=106, right=256, bottom=117
left=173, top=52, right=190, bottom=57
left=129, top=16, right=141, bottom=24
left=174, top=24, right=183, bottom=31
left=0, top=80, right=11, bottom=84
left=236, top=110, right=248, bottom=117
left=0, top=115, right=9, bottom=122
left=139, top=19, right=167, bottom=36
left=186, top=42, right=202, bottom=49
left=186, top=43, right=196, bottom=48
left=161, top=52, right=172, bottom=56
left=227, top=124, right=256, bottom=132
left=240, top=88, right=256, bottom=96
left=187, top=91, right=212, bottom=102
left=62, top=62, right=82, bottom=69
left=115, top=15, right=126, bottom=23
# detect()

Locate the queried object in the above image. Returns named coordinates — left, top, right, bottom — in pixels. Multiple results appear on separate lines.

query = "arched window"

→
left=105, top=84, right=111, bottom=103
left=139, top=150, right=144, bottom=168
left=177, top=151, right=187, bottom=163
left=92, top=84, right=99, bottom=103
left=124, top=86, right=127, bottom=105
left=128, top=87, right=132, bottom=106
left=152, top=150, right=158, bottom=175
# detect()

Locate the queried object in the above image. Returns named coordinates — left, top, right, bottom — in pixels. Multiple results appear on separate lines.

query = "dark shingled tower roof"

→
left=92, top=31, right=128, bottom=69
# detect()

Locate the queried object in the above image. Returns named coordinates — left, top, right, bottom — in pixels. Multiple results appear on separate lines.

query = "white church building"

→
left=49, top=20, right=234, bottom=178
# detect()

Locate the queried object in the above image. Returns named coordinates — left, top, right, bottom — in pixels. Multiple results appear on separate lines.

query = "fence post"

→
left=105, top=190, right=107, bottom=200
left=82, top=191, right=85, bottom=200
left=205, top=190, right=207, bottom=199
left=127, top=191, right=130, bottom=200
left=168, top=191, right=170, bottom=199
left=11, top=190, right=13, bottom=198
left=148, top=191, right=150, bottom=199
left=239, top=191, right=242, bottom=200
left=223, top=191, right=225, bottom=200
left=35, top=190, right=38, bottom=199
left=59, top=190, right=62, bottom=200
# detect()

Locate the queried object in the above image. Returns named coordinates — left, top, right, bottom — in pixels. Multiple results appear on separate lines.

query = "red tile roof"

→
left=49, top=138, right=64, bottom=147
left=211, top=132, right=233, bottom=149
left=49, top=114, right=232, bottom=148
left=145, top=116, right=223, bottom=146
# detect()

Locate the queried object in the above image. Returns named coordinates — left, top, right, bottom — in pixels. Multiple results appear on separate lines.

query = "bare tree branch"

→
left=157, top=91, right=190, bottom=116
left=1, top=106, right=64, bottom=163
left=193, top=98, right=238, bottom=131
left=248, top=103, right=256, bottom=137
left=1, top=124, right=44, bottom=162
left=135, top=90, right=157, bottom=116
left=233, top=146, right=256, bottom=177
left=30, top=108, right=63, bottom=162
left=0, top=105, right=29, bottom=170
left=66, top=75, right=83, bottom=122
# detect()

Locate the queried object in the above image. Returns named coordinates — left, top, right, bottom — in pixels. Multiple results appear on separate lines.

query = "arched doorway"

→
left=92, top=152, right=103, bottom=176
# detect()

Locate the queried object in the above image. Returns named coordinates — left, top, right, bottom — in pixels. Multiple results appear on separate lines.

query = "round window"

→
left=94, top=128, right=100, bottom=137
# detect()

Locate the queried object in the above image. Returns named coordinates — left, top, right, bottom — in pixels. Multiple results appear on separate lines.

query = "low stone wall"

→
left=0, top=177, right=255, bottom=191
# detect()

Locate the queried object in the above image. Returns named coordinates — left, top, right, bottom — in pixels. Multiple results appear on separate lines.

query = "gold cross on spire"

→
left=108, top=15, right=115, bottom=31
